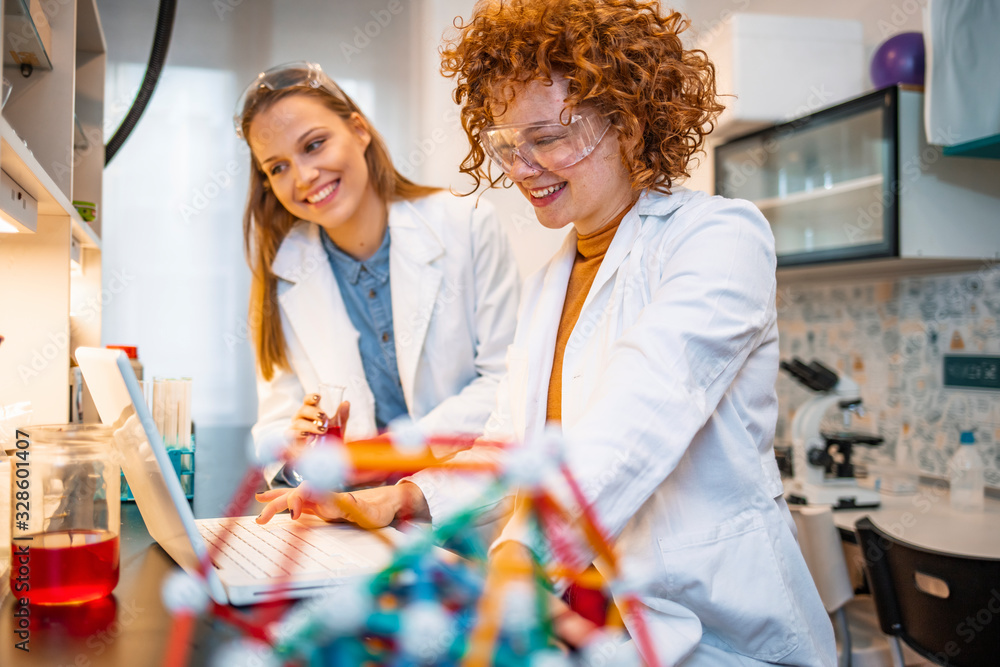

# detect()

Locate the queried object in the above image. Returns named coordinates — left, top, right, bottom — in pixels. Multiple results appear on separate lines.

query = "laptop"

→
left=75, top=347, right=398, bottom=606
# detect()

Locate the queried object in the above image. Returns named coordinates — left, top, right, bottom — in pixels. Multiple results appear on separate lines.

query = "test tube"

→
left=179, top=378, right=192, bottom=449
left=153, top=378, right=166, bottom=443
left=156, top=378, right=178, bottom=449
left=167, top=380, right=179, bottom=449
left=140, top=380, right=154, bottom=415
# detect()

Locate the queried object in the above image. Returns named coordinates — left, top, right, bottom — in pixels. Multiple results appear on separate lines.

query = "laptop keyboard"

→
left=197, top=516, right=375, bottom=580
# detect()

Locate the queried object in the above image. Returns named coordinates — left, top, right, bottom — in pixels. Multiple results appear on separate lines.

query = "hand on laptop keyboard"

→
left=255, top=481, right=428, bottom=530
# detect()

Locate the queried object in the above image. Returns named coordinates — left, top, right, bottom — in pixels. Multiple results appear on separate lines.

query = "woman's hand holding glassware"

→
left=287, top=384, right=348, bottom=456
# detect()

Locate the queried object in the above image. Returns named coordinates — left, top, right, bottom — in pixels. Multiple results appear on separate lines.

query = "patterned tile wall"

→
left=775, top=267, right=1000, bottom=488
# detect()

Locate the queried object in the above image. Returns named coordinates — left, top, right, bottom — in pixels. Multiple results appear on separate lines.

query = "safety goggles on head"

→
left=233, top=61, right=349, bottom=139
left=479, top=112, right=611, bottom=174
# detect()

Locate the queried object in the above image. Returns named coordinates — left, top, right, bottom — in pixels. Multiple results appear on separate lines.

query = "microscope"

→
left=781, top=358, right=883, bottom=510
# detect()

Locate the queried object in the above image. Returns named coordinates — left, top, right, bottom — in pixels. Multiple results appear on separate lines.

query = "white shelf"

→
left=77, top=0, right=108, bottom=54
left=776, top=257, right=991, bottom=283
left=0, top=0, right=106, bottom=427
left=73, top=113, right=90, bottom=150
left=752, top=173, right=884, bottom=211
left=71, top=210, right=100, bottom=248
left=0, top=116, right=100, bottom=248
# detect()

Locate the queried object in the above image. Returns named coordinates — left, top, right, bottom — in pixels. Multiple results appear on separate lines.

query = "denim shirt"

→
left=321, top=227, right=409, bottom=429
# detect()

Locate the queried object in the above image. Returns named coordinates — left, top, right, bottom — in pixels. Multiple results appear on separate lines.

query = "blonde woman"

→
left=236, top=62, right=519, bottom=487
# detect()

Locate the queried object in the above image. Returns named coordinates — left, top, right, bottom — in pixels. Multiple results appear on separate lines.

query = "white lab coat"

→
left=412, top=188, right=835, bottom=666
left=252, top=192, right=520, bottom=481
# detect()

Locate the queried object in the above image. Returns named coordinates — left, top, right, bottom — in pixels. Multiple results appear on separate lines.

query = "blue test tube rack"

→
left=121, top=434, right=196, bottom=501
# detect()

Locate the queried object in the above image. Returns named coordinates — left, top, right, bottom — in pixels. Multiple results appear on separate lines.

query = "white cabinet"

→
left=697, top=13, right=865, bottom=141
left=715, top=86, right=1000, bottom=280
left=0, top=0, right=105, bottom=423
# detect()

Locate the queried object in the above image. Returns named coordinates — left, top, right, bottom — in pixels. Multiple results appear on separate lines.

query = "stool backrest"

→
left=790, top=505, right=854, bottom=613
left=855, top=516, right=1000, bottom=667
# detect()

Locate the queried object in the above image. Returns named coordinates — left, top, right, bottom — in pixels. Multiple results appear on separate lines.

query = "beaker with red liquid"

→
left=10, top=424, right=120, bottom=604
left=318, top=382, right=346, bottom=440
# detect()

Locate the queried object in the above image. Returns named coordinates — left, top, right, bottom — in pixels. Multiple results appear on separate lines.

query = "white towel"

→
left=924, top=0, right=1000, bottom=145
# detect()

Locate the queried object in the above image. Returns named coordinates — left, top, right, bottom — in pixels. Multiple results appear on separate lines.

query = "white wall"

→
left=98, top=0, right=423, bottom=428
left=409, top=0, right=571, bottom=280
left=100, top=0, right=268, bottom=430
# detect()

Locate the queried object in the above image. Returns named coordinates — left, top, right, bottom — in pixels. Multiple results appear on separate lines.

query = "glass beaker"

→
left=318, top=383, right=346, bottom=440
left=10, top=424, right=120, bottom=605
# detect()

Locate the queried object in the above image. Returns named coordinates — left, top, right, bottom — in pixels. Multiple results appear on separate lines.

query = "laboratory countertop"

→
left=4, top=432, right=998, bottom=665
left=1, top=426, right=263, bottom=667
left=1, top=503, right=197, bottom=666
left=832, top=481, right=1000, bottom=559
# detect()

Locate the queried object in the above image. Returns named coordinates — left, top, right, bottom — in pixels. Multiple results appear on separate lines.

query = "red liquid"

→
left=29, top=595, right=117, bottom=637
left=316, top=425, right=342, bottom=442
left=10, top=530, right=119, bottom=604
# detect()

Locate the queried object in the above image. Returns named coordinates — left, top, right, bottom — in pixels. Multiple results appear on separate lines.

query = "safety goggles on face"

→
left=233, top=61, right=349, bottom=139
left=479, top=112, right=611, bottom=174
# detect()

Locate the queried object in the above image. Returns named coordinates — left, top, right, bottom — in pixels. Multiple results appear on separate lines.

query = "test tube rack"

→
left=122, top=377, right=195, bottom=501
left=121, top=436, right=195, bottom=501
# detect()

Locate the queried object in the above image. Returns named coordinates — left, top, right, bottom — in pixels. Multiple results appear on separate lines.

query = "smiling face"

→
left=492, top=77, right=636, bottom=235
left=248, top=94, right=381, bottom=239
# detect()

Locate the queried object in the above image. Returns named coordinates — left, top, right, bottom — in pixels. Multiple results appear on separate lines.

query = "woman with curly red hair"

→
left=258, top=2, right=835, bottom=663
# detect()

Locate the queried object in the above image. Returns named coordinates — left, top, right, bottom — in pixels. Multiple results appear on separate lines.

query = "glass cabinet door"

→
left=715, top=88, right=898, bottom=266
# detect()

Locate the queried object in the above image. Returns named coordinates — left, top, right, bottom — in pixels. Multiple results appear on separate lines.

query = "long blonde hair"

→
left=240, top=84, right=439, bottom=381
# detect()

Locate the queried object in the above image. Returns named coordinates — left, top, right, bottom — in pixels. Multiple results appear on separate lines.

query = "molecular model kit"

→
left=159, top=423, right=656, bottom=667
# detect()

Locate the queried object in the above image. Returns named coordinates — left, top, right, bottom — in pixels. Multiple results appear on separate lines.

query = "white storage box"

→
left=698, top=14, right=865, bottom=139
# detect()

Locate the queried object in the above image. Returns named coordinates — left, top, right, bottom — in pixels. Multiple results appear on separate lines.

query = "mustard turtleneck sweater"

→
left=545, top=207, right=631, bottom=423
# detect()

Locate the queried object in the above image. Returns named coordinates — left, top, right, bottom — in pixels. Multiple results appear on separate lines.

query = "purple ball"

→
left=870, top=32, right=925, bottom=88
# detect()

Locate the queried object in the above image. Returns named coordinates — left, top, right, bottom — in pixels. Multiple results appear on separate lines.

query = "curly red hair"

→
left=442, top=0, right=724, bottom=193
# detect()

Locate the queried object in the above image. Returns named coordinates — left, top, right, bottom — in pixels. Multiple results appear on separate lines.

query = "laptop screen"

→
left=75, top=347, right=206, bottom=572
